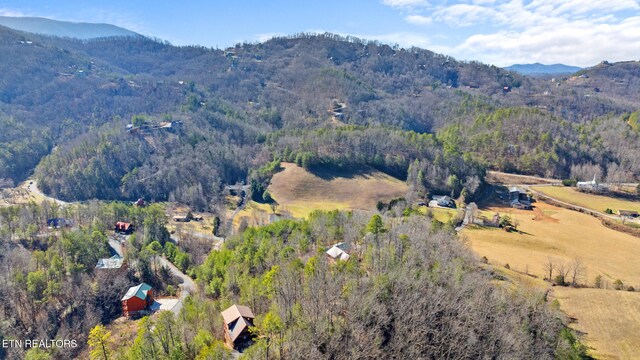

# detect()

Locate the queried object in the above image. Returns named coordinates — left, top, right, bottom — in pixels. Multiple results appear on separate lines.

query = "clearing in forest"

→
left=267, top=162, right=408, bottom=218
left=462, top=202, right=640, bottom=286
left=531, top=186, right=640, bottom=214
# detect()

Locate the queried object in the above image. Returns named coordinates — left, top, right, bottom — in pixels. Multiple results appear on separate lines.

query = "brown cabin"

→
left=115, top=222, right=134, bottom=234
left=221, top=305, right=255, bottom=350
left=121, top=283, right=153, bottom=317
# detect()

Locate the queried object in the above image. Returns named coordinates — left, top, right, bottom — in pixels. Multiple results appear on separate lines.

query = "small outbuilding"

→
left=618, top=210, right=639, bottom=218
left=221, top=304, right=255, bottom=350
left=121, top=283, right=153, bottom=317
left=172, top=215, right=190, bottom=222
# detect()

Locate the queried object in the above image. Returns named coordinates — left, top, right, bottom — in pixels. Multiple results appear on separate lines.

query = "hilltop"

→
left=505, top=63, right=582, bottom=75
left=0, top=29, right=637, bottom=210
left=0, top=16, right=139, bottom=39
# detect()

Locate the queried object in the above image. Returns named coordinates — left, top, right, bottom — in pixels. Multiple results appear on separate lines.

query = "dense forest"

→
left=0, top=27, right=638, bottom=210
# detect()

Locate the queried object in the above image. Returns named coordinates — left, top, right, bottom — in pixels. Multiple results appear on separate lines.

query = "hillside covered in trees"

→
left=0, top=26, right=638, bottom=210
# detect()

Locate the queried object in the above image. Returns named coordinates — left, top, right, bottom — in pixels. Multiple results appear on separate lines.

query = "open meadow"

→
left=267, top=162, right=408, bottom=218
left=462, top=201, right=640, bottom=287
left=552, top=287, right=640, bottom=360
left=531, top=186, right=640, bottom=214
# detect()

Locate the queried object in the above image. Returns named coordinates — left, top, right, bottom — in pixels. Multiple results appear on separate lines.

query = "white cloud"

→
left=431, top=4, right=503, bottom=27
left=386, top=0, right=640, bottom=66
left=405, top=14, right=432, bottom=25
left=0, top=8, right=28, bottom=17
left=450, top=15, right=640, bottom=66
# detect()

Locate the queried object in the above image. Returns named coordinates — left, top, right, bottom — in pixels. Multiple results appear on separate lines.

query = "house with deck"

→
left=121, top=283, right=153, bottom=317
left=221, top=304, right=255, bottom=350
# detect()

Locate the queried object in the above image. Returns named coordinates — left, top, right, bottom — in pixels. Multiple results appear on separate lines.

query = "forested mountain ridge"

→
left=0, top=16, right=139, bottom=39
left=0, top=26, right=638, bottom=209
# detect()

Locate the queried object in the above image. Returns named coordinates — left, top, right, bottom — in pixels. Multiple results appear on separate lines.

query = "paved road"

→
left=156, top=256, right=196, bottom=315
left=27, top=180, right=68, bottom=206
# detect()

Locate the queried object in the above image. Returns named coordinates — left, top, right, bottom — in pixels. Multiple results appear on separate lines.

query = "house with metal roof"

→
left=508, top=187, right=532, bottom=210
left=121, top=283, right=153, bottom=317
left=221, top=304, right=255, bottom=349
left=96, top=255, right=124, bottom=269
left=326, top=244, right=351, bottom=262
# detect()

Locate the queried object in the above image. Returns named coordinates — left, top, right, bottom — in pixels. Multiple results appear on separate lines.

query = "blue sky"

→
left=1, top=0, right=639, bottom=67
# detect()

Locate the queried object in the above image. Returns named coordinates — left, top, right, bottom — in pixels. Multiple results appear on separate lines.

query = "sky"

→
left=1, top=0, right=639, bottom=67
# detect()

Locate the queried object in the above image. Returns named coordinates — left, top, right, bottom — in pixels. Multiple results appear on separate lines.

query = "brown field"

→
left=552, top=287, right=640, bottom=360
left=462, top=202, right=640, bottom=286
left=267, top=162, right=408, bottom=218
left=532, top=186, right=640, bottom=214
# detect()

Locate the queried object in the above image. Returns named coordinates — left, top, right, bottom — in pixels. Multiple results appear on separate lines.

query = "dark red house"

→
left=114, top=222, right=134, bottom=234
left=121, top=283, right=153, bottom=317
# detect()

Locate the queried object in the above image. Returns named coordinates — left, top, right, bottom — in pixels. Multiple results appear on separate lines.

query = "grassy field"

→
left=462, top=202, right=640, bottom=286
left=232, top=201, right=274, bottom=229
left=532, top=186, right=640, bottom=214
left=267, top=162, right=408, bottom=218
left=552, top=287, right=640, bottom=360
left=419, top=207, right=461, bottom=223
left=166, top=205, right=216, bottom=238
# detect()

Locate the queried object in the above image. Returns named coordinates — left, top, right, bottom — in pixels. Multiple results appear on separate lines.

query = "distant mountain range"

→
left=0, top=16, right=139, bottom=39
left=505, top=63, right=582, bottom=75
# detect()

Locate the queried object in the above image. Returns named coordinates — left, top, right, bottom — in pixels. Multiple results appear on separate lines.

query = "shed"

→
left=121, top=283, right=153, bottom=317
left=221, top=304, right=255, bottom=349
left=172, top=215, right=190, bottom=222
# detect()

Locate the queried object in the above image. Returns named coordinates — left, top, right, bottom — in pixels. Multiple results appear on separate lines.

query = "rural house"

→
left=577, top=174, right=605, bottom=192
left=96, top=255, right=124, bottom=269
left=221, top=304, right=255, bottom=349
left=47, top=218, right=71, bottom=229
left=326, top=243, right=350, bottom=262
left=429, top=195, right=455, bottom=208
left=508, top=187, right=532, bottom=210
left=114, top=221, right=135, bottom=234
left=121, top=283, right=153, bottom=317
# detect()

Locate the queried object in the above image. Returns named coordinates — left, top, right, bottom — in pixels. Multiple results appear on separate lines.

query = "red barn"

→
left=114, top=222, right=135, bottom=234
left=121, top=283, right=153, bottom=317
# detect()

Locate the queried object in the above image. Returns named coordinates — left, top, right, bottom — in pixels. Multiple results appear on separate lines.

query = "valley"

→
left=0, top=19, right=639, bottom=360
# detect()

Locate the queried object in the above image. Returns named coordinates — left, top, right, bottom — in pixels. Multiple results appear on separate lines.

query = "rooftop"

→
left=121, top=283, right=152, bottom=301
